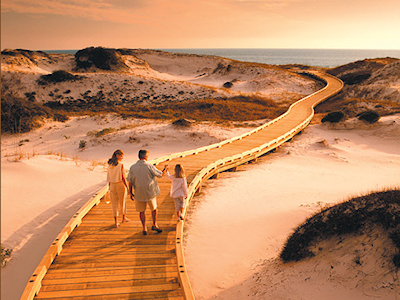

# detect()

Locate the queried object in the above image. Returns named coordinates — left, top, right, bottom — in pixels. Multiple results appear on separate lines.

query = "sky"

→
left=1, top=0, right=400, bottom=50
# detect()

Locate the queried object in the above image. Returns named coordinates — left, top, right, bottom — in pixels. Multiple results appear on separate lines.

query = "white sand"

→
left=3, top=49, right=399, bottom=300
left=184, top=115, right=400, bottom=299
left=2, top=114, right=400, bottom=300
left=0, top=115, right=253, bottom=300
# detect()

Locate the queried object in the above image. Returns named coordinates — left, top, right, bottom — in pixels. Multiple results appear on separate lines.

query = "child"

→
left=166, top=164, right=188, bottom=221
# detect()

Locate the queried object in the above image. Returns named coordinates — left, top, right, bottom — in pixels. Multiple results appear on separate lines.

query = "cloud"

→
left=1, top=0, right=153, bottom=24
left=224, top=0, right=302, bottom=9
left=1, top=0, right=299, bottom=22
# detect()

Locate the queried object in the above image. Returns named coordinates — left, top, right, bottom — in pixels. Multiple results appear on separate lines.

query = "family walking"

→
left=106, top=149, right=188, bottom=235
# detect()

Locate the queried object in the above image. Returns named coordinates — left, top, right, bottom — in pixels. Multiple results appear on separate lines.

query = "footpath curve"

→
left=21, top=71, right=343, bottom=300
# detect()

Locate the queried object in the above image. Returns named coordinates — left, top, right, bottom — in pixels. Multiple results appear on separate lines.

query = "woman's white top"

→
left=166, top=171, right=188, bottom=198
left=107, top=162, right=124, bottom=183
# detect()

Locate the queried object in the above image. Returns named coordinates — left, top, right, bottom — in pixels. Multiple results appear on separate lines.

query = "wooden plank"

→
left=35, top=289, right=183, bottom=300
left=40, top=277, right=180, bottom=292
left=42, top=271, right=179, bottom=285
left=34, top=283, right=180, bottom=298
left=45, top=265, right=178, bottom=277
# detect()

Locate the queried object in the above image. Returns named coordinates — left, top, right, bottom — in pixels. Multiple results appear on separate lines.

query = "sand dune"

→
left=184, top=115, right=400, bottom=299
left=1, top=49, right=399, bottom=299
left=2, top=114, right=399, bottom=299
left=1, top=48, right=320, bottom=107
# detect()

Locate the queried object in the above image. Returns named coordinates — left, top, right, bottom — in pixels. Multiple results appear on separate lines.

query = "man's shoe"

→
left=151, top=226, right=162, bottom=233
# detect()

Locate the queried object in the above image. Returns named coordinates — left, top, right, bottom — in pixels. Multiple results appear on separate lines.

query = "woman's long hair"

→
left=174, top=164, right=185, bottom=178
left=108, top=149, right=124, bottom=166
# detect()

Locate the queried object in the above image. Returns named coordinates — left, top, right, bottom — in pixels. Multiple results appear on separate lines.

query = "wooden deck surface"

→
left=22, top=71, right=343, bottom=300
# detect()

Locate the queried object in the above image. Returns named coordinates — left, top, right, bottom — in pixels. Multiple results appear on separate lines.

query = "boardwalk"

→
left=22, top=71, right=343, bottom=300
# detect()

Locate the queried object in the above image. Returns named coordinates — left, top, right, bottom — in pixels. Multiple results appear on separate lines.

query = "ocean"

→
left=45, top=48, right=400, bottom=68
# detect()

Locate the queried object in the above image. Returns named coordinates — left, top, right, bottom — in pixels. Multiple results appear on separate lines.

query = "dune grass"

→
left=1, top=91, right=288, bottom=134
left=1, top=243, right=12, bottom=267
left=280, top=189, right=400, bottom=268
left=41, top=94, right=285, bottom=121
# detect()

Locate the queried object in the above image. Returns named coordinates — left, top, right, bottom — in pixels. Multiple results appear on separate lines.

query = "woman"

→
left=107, top=149, right=129, bottom=227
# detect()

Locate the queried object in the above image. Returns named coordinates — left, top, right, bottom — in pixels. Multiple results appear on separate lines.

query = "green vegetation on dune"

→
left=280, top=189, right=400, bottom=268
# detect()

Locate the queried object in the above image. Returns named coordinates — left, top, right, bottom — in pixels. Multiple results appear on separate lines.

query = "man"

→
left=127, top=149, right=167, bottom=235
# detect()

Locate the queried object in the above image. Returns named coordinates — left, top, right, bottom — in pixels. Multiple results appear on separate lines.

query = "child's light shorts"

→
left=135, top=197, right=157, bottom=212
left=173, top=196, right=185, bottom=212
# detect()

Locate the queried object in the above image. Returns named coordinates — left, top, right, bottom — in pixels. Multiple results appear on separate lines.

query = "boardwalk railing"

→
left=21, top=71, right=343, bottom=300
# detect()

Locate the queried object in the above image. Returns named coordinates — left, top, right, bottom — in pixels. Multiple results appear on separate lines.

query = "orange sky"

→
left=1, top=0, right=400, bottom=50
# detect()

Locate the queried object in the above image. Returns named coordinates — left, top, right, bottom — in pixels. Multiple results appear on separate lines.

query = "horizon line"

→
left=2, top=47, right=400, bottom=52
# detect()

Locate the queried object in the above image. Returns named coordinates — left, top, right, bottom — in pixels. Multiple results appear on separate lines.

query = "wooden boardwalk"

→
left=21, top=71, right=343, bottom=300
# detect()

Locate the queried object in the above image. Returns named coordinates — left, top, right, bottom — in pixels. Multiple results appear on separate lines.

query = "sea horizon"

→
left=41, top=48, right=400, bottom=68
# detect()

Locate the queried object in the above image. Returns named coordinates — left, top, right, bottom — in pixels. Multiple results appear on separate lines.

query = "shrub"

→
left=128, top=136, right=139, bottom=143
left=75, top=47, right=127, bottom=70
left=280, top=189, right=400, bottom=268
left=223, top=82, right=233, bottom=88
left=79, top=140, right=86, bottom=149
left=340, top=72, right=371, bottom=85
left=393, top=254, right=400, bottom=268
left=53, top=112, right=69, bottom=122
left=25, top=92, right=36, bottom=101
left=37, top=70, right=82, bottom=85
left=357, top=110, right=380, bottom=124
left=321, top=111, right=345, bottom=123
left=1, top=93, right=52, bottom=134
left=172, top=118, right=191, bottom=127
left=1, top=243, right=12, bottom=267
left=95, top=127, right=115, bottom=137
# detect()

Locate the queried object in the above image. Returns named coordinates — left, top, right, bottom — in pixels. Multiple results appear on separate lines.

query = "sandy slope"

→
left=2, top=115, right=399, bottom=300
left=0, top=116, right=254, bottom=300
left=183, top=115, right=400, bottom=300
left=328, top=58, right=400, bottom=103
left=2, top=49, right=400, bottom=300
left=1, top=49, right=320, bottom=106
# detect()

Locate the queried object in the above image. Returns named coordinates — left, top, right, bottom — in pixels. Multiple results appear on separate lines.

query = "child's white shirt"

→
left=166, top=171, right=189, bottom=198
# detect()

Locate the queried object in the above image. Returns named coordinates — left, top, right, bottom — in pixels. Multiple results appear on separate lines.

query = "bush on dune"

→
left=1, top=93, right=52, bottom=134
left=280, top=189, right=400, bottom=268
left=340, top=72, right=371, bottom=85
left=357, top=110, right=380, bottom=124
left=321, top=111, right=345, bottom=123
left=1, top=243, right=12, bottom=267
left=74, top=47, right=127, bottom=71
left=37, top=70, right=83, bottom=85
left=1, top=89, right=70, bottom=134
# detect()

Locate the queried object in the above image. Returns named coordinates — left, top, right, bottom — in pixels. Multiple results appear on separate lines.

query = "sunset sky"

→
left=1, top=0, right=400, bottom=50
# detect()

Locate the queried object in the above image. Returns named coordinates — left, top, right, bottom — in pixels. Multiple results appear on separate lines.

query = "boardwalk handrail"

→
left=20, top=71, right=343, bottom=300
left=175, top=71, right=343, bottom=299
left=151, top=72, right=330, bottom=166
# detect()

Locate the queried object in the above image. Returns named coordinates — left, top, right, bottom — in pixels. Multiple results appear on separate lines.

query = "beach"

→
left=1, top=115, right=253, bottom=300
left=184, top=115, right=400, bottom=299
left=2, top=48, right=400, bottom=299
left=2, top=113, right=400, bottom=299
